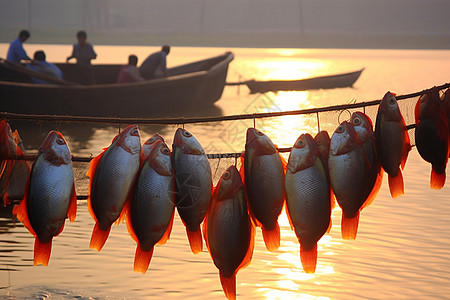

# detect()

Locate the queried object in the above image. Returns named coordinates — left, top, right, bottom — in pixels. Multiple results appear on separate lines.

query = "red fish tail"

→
left=186, top=226, right=203, bottom=254
left=219, top=271, right=236, bottom=300
left=341, top=212, right=360, bottom=240
left=262, top=222, right=280, bottom=252
left=300, top=244, right=318, bottom=274
left=388, top=171, right=404, bottom=198
left=134, top=244, right=154, bottom=274
left=430, top=167, right=446, bottom=190
left=89, top=222, right=111, bottom=252
left=34, top=238, right=52, bottom=266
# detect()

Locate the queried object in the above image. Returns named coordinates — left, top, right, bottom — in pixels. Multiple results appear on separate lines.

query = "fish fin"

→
left=388, top=171, right=405, bottom=198
left=262, top=222, right=280, bottom=252
left=300, top=244, right=318, bottom=274
left=285, top=207, right=295, bottom=231
left=237, top=217, right=256, bottom=272
left=341, top=212, right=359, bottom=240
left=86, top=150, right=106, bottom=222
left=330, top=188, right=336, bottom=211
left=13, top=189, right=36, bottom=237
left=157, top=210, right=174, bottom=245
left=278, top=151, right=288, bottom=175
left=114, top=204, right=127, bottom=226
left=430, top=167, right=446, bottom=190
left=67, top=183, right=77, bottom=222
left=124, top=201, right=139, bottom=244
left=325, top=219, right=332, bottom=234
left=238, top=153, right=245, bottom=182
left=89, top=222, right=111, bottom=252
left=362, top=170, right=383, bottom=209
left=134, top=244, right=154, bottom=274
left=34, top=238, right=52, bottom=266
left=186, top=226, right=203, bottom=254
left=219, top=271, right=236, bottom=300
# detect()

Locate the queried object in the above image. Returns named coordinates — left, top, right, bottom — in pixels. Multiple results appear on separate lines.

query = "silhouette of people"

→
left=6, top=30, right=31, bottom=64
left=66, top=30, right=97, bottom=65
left=26, top=50, right=63, bottom=84
left=116, top=55, right=144, bottom=83
left=139, top=45, right=170, bottom=80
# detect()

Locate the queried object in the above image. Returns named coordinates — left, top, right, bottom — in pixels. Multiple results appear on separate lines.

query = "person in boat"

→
left=26, top=50, right=63, bottom=84
left=139, top=45, right=170, bottom=80
left=116, top=55, right=144, bottom=83
left=6, top=30, right=31, bottom=64
left=66, top=30, right=97, bottom=65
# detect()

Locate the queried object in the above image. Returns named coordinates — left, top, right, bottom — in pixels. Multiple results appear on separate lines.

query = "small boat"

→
left=229, top=68, right=364, bottom=94
left=0, top=52, right=234, bottom=118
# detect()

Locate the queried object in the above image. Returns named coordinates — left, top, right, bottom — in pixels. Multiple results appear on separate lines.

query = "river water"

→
left=0, top=44, right=450, bottom=299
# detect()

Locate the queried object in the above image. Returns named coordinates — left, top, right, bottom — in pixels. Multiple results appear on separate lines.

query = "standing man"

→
left=66, top=30, right=97, bottom=65
left=139, top=45, right=170, bottom=80
left=7, top=30, right=31, bottom=64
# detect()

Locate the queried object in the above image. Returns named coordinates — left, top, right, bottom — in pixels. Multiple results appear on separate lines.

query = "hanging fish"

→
left=87, top=124, right=141, bottom=251
left=328, top=121, right=368, bottom=240
left=172, top=128, right=212, bottom=254
left=350, top=111, right=382, bottom=206
left=314, top=131, right=331, bottom=171
left=125, top=139, right=175, bottom=273
left=0, top=121, right=18, bottom=205
left=414, top=89, right=449, bottom=189
left=203, top=166, right=254, bottom=300
left=285, top=133, right=331, bottom=273
left=243, top=128, right=285, bottom=252
left=375, top=92, right=411, bottom=197
left=141, top=133, right=165, bottom=160
left=440, top=88, right=450, bottom=156
left=13, top=131, right=76, bottom=266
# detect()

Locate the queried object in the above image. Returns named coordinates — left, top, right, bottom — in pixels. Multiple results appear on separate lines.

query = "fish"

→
left=172, top=128, right=212, bottom=254
left=414, top=89, right=449, bottom=189
left=0, top=121, right=18, bottom=205
left=243, top=128, right=285, bottom=252
left=141, top=133, right=165, bottom=160
left=285, top=133, right=331, bottom=273
left=13, top=131, right=76, bottom=266
left=203, top=166, right=254, bottom=300
left=375, top=92, right=411, bottom=197
left=350, top=111, right=382, bottom=206
left=328, top=121, right=369, bottom=239
left=125, top=139, right=175, bottom=273
left=440, top=88, right=450, bottom=156
left=87, top=124, right=141, bottom=251
left=314, top=131, right=331, bottom=170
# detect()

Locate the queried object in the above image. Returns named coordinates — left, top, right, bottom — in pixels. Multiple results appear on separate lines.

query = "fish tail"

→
left=262, top=222, right=280, bottom=252
left=89, top=222, right=111, bottom=252
left=341, top=212, right=359, bottom=240
left=219, top=271, right=236, bottom=300
left=430, top=167, right=446, bottom=190
left=186, top=226, right=203, bottom=254
left=34, top=238, right=52, bottom=266
left=300, top=244, right=318, bottom=274
left=388, top=171, right=404, bottom=198
left=134, top=244, right=154, bottom=274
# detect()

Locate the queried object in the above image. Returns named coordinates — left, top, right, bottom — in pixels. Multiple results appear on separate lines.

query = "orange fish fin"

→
left=362, top=170, right=383, bottom=209
left=430, top=168, right=446, bottom=190
left=89, top=222, right=111, bottom=252
left=330, top=188, right=336, bottom=211
left=86, top=150, right=105, bottom=179
left=13, top=194, right=36, bottom=237
left=325, top=219, right=332, bottom=234
left=262, top=222, right=280, bottom=252
left=238, top=153, right=245, bottom=182
left=124, top=202, right=139, bottom=244
left=219, top=271, right=236, bottom=300
left=237, top=219, right=255, bottom=272
left=285, top=208, right=295, bottom=231
left=114, top=204, right=127, bottom=226
left=341, top=212, right=359, bottom=240
left=34, top=238, right=52, bottom=266
left=157, top=210, right=174, bottom=245
left=186, top=226, right=203, bottom=254
left=388, top=171, right=405, bottom=198
left=67, top=183, right=77, bottom=222
left=300, top=243, right=318, bottom=274
left=134, top=244, right=154, bottom=274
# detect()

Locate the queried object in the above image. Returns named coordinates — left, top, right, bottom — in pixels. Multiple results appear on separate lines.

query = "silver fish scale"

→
left=247, top=153, right=284, bottom=229
left=173, top=149, right=212, bottom=231
left=28, top=156, right=74, bottom=243
left=131, top=161, right=174, bottom=251
left=91, top=146, right=139, bottom=228
left=285, top=163, right=330, bottom=247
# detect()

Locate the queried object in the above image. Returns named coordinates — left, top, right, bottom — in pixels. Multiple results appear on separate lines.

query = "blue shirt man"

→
left=139, top=45, right=171, bottom=80
left=6, top=30, right=31, bottom=64
left=67, top=30, right=97, bottom=66
left=26, top=50, right=63, bottom=84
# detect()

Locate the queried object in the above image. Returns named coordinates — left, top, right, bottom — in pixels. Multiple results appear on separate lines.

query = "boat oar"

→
left=0, top=58, right=76, bottom=86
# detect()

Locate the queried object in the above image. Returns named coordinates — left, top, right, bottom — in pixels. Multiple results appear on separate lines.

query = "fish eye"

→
left=336, top=125, right=345, bottom=133
left=222, top=171, right=231, bottom=180
left=352, top=116, right=361, bottom=126
left=131, top=129, right=139, bottom=135
left=183, top=130, right=192, bottom=137
left=162, top=147, right=170, bottom=155
left=296, top=139, right=305, bottom=148
left=256, top=130, right=264, bottom=136
left=56, top=138, right=65, bottom=145
left=147, top=137, right=155, bottom=144
left=389, top=97, right=396, bottom=104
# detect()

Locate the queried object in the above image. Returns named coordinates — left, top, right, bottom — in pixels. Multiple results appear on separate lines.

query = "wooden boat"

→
left=0, top=52, right=234, bottom=118
left=231, top=68, right=364, bottom=94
